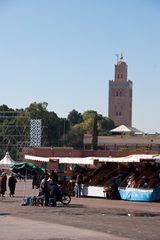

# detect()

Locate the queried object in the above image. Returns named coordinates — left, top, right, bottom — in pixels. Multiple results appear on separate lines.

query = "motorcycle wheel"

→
left=61, top=193, right=71, bottom=205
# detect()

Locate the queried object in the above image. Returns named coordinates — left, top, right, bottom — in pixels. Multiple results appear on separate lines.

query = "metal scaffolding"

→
left=0, top=111, right=47, bottom=161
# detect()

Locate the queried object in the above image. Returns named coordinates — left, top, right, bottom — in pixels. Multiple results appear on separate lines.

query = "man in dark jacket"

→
left=8, top=173, right=17, bottom=197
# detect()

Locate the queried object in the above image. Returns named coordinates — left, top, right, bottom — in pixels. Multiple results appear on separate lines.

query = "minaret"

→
left=108, top=54, right=132, bottom=127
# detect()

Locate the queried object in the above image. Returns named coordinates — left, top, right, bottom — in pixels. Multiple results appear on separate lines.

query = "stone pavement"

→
left=0, top=215, right=131, bottom=240
left=0, top=179, right=160, bottom=240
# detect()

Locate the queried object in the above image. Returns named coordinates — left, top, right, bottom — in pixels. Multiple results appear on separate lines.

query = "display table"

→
left=82, top=185, right=105, bottom=198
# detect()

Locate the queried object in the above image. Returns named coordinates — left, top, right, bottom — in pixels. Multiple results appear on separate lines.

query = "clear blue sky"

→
left=0, top=0, right=160, bottom=133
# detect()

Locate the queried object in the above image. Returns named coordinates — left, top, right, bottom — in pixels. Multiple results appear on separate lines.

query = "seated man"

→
left=49, top=183, right=61, bottom=206
left=39, top=174, right=50, bottom=206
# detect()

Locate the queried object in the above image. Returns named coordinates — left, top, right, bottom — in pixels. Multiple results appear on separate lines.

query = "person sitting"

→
left=148, top=178, right=159, bottom=188
left=39, top=174, right=50, bottom=206
left=49, top=183, right=61, bottom=206
left=110, top=180, right=120, bottom=199
left=137, top=176, right=147, bottom=188
left=104, top=179, right=120, bottom=200
left=126, top=175, right=136, bottom=188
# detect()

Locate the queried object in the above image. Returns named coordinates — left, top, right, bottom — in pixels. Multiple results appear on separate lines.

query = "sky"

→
left=0, top=0, right=160, bottom=133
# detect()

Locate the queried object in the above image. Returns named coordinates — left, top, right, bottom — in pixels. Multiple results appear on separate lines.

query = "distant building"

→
left=83, top=134, right=160, bottom=151
left=108, top=54, right=132, bottom=127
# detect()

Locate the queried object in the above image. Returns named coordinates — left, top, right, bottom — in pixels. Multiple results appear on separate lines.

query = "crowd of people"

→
left=0, top=168, right=62, bottom=206
left=0, top=167, right=83, bottom=206
left=0, top=169, right=17, bottom=197
left=1, top=162, right=160, bottom=204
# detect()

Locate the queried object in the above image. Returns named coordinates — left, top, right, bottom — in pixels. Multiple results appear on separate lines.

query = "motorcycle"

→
left=57, top=188, right=71, bottom=205
left=49, top=185, right=71, bottom=206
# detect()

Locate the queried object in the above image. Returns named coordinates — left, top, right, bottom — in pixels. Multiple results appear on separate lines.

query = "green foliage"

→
left=0, top=104, right=14, bottom=112
left=0, top=103, right=116, bottom=155
left=25, top=102, right=61, bottom=146
left=98, top=115, right=115, bottom=132
left=132, top=147, right=151, bottom=152
left=65, top=127, right=84, bottom=149
left=25, top=102, right=48, bottom=119
left=67, top=109, right=82, bottom=125
left=82, top=110, right=97, bottom=121
left=81, top=110, right=97, bottom=133
left=92, top=112, right=98, bottom=150
left=118, top=147, right=128, bottom=152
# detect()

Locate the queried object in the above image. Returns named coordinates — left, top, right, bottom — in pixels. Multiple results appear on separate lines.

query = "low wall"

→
left=22, top=147, right=160, bottom=160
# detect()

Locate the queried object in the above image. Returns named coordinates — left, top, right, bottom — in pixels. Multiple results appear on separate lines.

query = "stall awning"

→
left=25, top=155, right=94, bottom=165
left=50, top=157, right=95, bottom=165
left=97, top=154, right=156, bottom=163
left=25, top=154, right=157, bottom=164
left=25, top=155, right=50, bottom=162
left=152, top=155, right=160, bottom=163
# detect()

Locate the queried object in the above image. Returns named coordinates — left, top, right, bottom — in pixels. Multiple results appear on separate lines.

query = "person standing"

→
left=8, top=173, right=17, bottom=197
left=49, top=170, right=58, bottom=184
left=32, top=175, right=40, bottom=189
left=75, top=173, right=83, bottom=198
left=0, top=172, right=7, bottom=197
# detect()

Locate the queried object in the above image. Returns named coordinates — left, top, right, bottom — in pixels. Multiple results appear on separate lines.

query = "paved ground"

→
left=0, top=180, right=160, bottom=240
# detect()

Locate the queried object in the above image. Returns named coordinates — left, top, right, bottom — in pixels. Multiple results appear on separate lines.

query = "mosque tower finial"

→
left=120, top=52, right=123, bottom=60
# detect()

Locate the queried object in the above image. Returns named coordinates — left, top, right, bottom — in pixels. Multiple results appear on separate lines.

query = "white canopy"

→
left=0, top=152, right=16, bottom=169
left=57, top=157, right=95, bottom=165
left=97, top=154, right=156, bottom=163
left=110, top=125, right=142, bottom=133
left=152, top=155, right=160, bottom=164
left=24, top=154, right=157, bottom=165
left=25, top=155, right=95, bottom=165
left=25, top=155, right=50, bottom=162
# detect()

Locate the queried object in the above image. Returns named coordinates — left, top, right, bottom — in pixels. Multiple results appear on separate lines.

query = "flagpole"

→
left=23, top=169, right=27, bottom=197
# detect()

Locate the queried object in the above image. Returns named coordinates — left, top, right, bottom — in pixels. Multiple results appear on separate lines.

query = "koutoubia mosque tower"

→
left=108, top=54, right=132, bottom=127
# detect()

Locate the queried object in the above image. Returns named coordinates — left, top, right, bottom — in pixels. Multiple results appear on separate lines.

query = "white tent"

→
left=0, top=152, right=16, bottom=169
left=110, top=125, right=142, bottom=134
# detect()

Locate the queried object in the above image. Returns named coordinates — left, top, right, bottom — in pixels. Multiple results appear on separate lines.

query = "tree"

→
left=0, top=101, right=116, bottom=153
left=0, top=105, right=29, bottom=160
left=0, top=104, right=14, bottom=112
left=45, top=111, right=60, bottom=146
left=82, top=110, right=98, bottom=133
left=25, top=102, right=61, bottom=146
left=98, top=115, right=115, bottom=135
left=58, top=118, right=70, bottom=147
left=67, top=109, right=82, bottom=126
left=65, top=128, right=84, bottom=149
left=91, top=112, right=98, bottom=150
left=25, top=102, right=48, bottom=119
